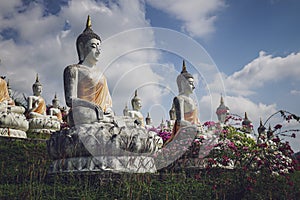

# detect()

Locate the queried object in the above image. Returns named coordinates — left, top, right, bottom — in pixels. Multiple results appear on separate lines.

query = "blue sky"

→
left=0, top=0, right=299, bottom=151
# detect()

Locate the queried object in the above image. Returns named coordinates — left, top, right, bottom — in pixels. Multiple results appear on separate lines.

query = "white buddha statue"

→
left=64, top=15, right=113, bottom=126
left=128, top=90, right=144, bottom=127
left=47, top=16, right=163, bottom=173
left=27, top=74, right=60, bottom=134
left=27, top=74, right=49, bottom=119
left=167, top=104, right=176, bottom=129
left=165, top=61, right=202, bottom=145
left=0, top=78, right=25, bottom=114
left=49, top=93, right=62, bottom=122
left=0, top=77, right=28, bottom=138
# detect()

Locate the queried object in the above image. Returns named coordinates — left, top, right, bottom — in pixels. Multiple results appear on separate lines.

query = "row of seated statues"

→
left=2, top=15, right=204, bottom=173
left=0, top=75, right=63, bottom=138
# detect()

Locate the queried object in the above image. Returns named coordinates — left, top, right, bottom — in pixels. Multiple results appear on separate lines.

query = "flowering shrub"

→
left=147, top=127, right=172, bottom=142
left=196, top=110, right=300, bottom=198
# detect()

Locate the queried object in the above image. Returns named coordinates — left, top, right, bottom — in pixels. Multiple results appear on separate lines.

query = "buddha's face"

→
left=33, top=85, right=42, bottom=96
left=187, top=77, right=195, bottom=92
left=83, top=38, right=101, bottom=65
left=133, top=99, right=142, bottom=111
left=53, top=100, right=59, bottom=108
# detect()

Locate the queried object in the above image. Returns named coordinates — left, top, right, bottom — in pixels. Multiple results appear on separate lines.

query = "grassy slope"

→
left=0, top=137, right=299, bottom=199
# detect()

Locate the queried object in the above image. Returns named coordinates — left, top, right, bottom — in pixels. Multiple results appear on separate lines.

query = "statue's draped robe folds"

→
left=77, top=66, right=112, bottom=112
left=172, top=108, right=199, bottom=135
left=64, top=65, right=112, bottom=125
left=0, top=78, right=10, bottom=103
left=32, top=97, right=46, bottom=115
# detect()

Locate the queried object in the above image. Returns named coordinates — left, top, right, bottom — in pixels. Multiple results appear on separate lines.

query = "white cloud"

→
left=208, top=51, right=300, bottom=96
left=0, top=0, right=22, bottom=19
left=146, top=0, right=225, bottom=38
left=0, top=0, right=163, bottom=115
left=291, top=90, right=300, bottom=95
left=229, top=51, right=300, bottom=94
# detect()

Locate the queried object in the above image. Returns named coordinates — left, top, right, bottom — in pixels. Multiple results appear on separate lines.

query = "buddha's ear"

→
left=78, top=42, right=85, bottom=62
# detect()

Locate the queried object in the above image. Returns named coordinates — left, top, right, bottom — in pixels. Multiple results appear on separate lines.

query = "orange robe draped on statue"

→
left=33, top=96, right=47, bottom=114
left=165, top=109, right=200, bottom=145
left=0, top=78, right=10, bottom=103
left=77, top=74, right=112, bottom=112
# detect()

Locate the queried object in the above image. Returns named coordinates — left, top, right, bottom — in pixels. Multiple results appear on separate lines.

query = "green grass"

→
left=0, top=137, right=299, bottom=199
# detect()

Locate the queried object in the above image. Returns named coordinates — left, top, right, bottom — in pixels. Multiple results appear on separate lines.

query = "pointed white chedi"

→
left=216, top=95, right=230, bottom=124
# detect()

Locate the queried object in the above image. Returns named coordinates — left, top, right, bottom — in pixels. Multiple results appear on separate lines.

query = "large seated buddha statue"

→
left=63, top=16, right=113, bottom=126
left=27, top=74, right=60, bottom=134
left=47, top=16, right=162, bottom=173
left=0, top=77, right=28, bottom=138
left=164, top=61, right=202, bottom=145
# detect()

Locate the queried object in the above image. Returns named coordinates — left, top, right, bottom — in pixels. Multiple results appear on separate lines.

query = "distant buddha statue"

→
left=165, top=61, right=201, bottom=145
left=64, top=15, right=113, bottom=126
left=0, top=77, right=9, bottom=106
left=128, top=90, right=144, bottom=127
left=0, top=77, right=28, bottom=138
left=167, top=104, right=176, bottom=129
left=49, top=93, right=62, bottom=122
left=0, top=78, right=25, bottom=114
left=27, top=74, right=60, bottom=134
left=145, top=112, right=152, bottom=126
left=123, top=103, right=129, bottom=116
left=27, top=74, right=48, bottom=118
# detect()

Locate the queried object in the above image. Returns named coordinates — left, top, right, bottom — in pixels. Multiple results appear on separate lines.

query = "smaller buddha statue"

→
left=167, top=104, right=176, bottom=129
left=27, top=74, right=60, bottom=134
left=0, top=77, right=28, bottom=138
left=145, top=112, right=152, bottom=126
left=128, top=90, right=144, bottom=127
left=49, top=93, right=63, bottom=122
left=164, top=61, right=201, bottom=145
left=123, top=103, right=129, bottom=116
left=0, top=78, right=25, bottom=114
left=27, top=74, right=48, bottom=118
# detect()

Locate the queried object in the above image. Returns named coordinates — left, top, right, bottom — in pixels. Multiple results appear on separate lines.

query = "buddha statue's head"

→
left=131, top=90, right=142, bottom=111
left=76, top=15, right=101, bottom=64
left=52, top=93, right=59, bottom=108
left=176, top=60, right=195, bottom=95
left=32, top=74, right=42, bottom=96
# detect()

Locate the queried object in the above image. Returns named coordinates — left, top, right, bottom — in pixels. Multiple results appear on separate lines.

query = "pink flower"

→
left=274, top=124, right=282, bottom=130
left=228, top=141, right=237, bottom=151
left=203, top=121, right=215, bottom=127
left=272, top=137, right=280, bottom=143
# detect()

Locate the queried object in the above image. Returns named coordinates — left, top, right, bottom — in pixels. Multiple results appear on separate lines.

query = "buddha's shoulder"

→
left=64, top=64, right=79, bottom=77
